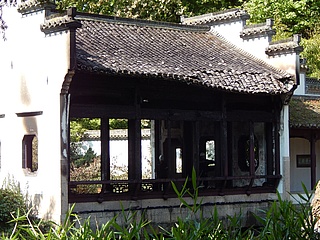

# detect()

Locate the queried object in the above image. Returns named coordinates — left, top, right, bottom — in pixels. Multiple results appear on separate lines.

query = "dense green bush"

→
left=0, top=177, right=27, bottom=234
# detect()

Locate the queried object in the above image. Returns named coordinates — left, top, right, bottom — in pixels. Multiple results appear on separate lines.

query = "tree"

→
left=243, top=0, right=320, bottom=39
left=302, top=33, right=320, bottom=78
left=56, top=0, right=242, bottom=22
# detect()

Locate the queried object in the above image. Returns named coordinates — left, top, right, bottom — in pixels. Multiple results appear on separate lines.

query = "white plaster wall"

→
left=267, top=54, right=297, bottom=76
left=289, top=138, right=320, bottom=192
left=0, top=5, right=70, bottom=223
left=242, top=37, right=270, bottom=61
left=210, top=21, right=244, bottom=47
left=294, top=72, right=306, bottom=95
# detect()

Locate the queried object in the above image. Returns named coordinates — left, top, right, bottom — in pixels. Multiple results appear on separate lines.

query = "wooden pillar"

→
left=154, top=120, right=161, bottom=179
left=220, top=96, right=228, bottom=193
left=310, top=134, right=316, bottom=189
left=128, top=85, right=142, bottom=198
left=183, top=121, right=193, bottom=178
left=128, top=119, right=141, bottom=198
left=275, top=114, right=280, bottom=177
left=166, top=120, right=172, bottom=175
left=100, top=117, right=110, bottom=191
left=221, top=97, right=228, bottom=178
left=128, top=119, right=141, bottom=180
left=193, top=121, right=200, bottom=177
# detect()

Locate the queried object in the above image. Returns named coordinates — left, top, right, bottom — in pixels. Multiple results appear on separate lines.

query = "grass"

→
left=1, top=170, right=320, bottom=239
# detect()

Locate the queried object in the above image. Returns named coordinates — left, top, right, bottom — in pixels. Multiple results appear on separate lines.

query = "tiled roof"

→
left=290, top=97, right=320, bottom=128
left=74, top=13, right=294, bottom=95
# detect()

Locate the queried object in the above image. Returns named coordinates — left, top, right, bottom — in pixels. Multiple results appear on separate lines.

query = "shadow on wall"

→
left=20, top=76, right=31, bottom=106
left=44, top=196, right=56, bottom=221
left=28, top=194, right=56, bottom=221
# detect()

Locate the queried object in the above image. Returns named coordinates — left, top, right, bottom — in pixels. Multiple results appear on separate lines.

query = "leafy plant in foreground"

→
left=0, top=176, right=27, bottom=235
left=255, top=183, right=320, bottom=239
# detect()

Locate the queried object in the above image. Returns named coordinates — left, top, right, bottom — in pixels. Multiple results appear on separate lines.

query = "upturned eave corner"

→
left=17, top=0, right=56, bottom=15
left=40, top=7, right=82, bottom=34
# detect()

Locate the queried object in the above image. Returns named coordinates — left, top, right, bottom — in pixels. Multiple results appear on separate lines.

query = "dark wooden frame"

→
left=67, top=73, right=282, bottom=202
left=22, top=134, right=38, bottom=172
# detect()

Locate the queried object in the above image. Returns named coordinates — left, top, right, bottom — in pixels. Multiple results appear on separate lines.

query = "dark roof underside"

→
left=75, top=14, right=293, bottom=95
left=290, top=97, right=320, bottom=128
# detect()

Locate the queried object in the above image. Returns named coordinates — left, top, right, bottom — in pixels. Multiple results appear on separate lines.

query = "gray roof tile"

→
left=74, top=13, right=294, bottom=95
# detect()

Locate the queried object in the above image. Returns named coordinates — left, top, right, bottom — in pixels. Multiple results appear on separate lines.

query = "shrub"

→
left=0, top=176, right=27, bottom=234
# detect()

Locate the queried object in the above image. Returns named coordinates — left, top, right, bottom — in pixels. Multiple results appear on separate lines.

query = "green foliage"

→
left=56, top=0, right=242, bottom=22
left=2, top=180, right=320, bottom=239
left=70, top=118, right=100, bottom=142
left=169, top=168, right=254, bottom=239
left=1, top=172, right=319, bottom=239
left=109, top=118, right=128, bottom=130
left=301, top=30, right=320, bottom=79
left=72, top=147, right=97, bottom=168
left=243, top=0, right=320, bottom=38
left=256, top=183, right=319, bottom=239
left=0, top=177, right=27, bottom=234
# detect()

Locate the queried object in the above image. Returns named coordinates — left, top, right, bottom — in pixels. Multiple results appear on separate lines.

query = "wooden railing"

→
left=69, top=174, right=281, bottom=203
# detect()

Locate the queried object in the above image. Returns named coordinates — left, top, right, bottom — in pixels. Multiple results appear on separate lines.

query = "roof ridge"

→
left=181, top=8, right=249, bottom=25
left=266, top=35, right=303, bottom=55
left=240, top=19, right=275, bottom=38
left=17, top=0, right=55, bottom=14
left=76, top=12, right=210, bottom=32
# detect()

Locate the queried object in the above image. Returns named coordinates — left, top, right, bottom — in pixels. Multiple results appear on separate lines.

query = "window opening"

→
left=110, top=119, right=129, bottom=194
left=238, top=135, right=259, bottom=172
left=142, top=119, right=153, bottom=179
left=199, top=137, right=216, bottom=188
left=296, top=155, right=311, bottom=168
left=22, top=134, right=38, bottom=172
left=109, top=123, right=128, bottom=181
left=206, top=140, right=215, bottom=165
left=69, top=118, right=101, bottom=194
left=175, top=147, right=182, bottom=173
